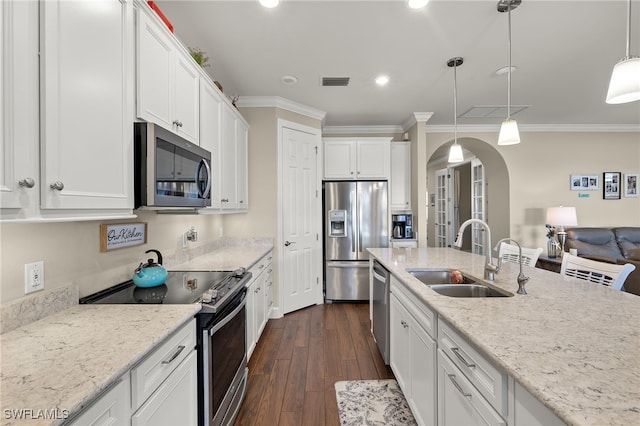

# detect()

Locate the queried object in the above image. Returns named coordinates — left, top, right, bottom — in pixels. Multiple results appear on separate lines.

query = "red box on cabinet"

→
left=147, top=1, right=173, bottom=32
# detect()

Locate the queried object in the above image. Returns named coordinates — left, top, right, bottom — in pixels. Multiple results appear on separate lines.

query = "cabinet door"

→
left=132, top=350, right=198, bottom=426
left=438, top=351, right=506, bottom=426
left=246, top=279, right=257, bottom=360
left=236, top=120, right=249, bottom=210
left=254, top=272, right=267, bottom=339
left=356, top=139, right=390, bottom=179
left=40, top=0, right=133, bottom=210
left=390, top=142, right=411, bottom=211
left=199, top=81, right=223, bottom=209
left=220, top=104, right=238, bottom=209
left=389, top=294, right=411, bottom=393
left=1, top=0, right=39, bottom=212
left=323, top=139, right=356, bottom=179
left=172, top=54, right=199, bottom=143
left=409, top=321, right=437, bottom=426
left=68, top=375, right=131, bottom=426
left=136, top=7, right=172, bottom=130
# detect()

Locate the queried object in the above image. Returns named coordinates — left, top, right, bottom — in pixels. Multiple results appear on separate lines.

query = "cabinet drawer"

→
left=390, top=276, right=436, bottom=339
left=438, top=320, right=507, bottom=416
left=249, top=251, right=272, bottom=278
left=131, top=318, right=196, bottom=411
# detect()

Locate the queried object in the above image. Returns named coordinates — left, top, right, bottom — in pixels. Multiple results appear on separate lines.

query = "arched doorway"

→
left=425, top=136, right=511, bottom=252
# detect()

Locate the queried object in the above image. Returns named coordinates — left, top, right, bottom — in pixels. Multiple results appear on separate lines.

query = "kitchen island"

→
left=369, top=247, right=640, bottom=426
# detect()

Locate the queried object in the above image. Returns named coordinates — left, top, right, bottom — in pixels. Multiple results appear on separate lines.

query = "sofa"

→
left=565, top=227, right=640, bottom=296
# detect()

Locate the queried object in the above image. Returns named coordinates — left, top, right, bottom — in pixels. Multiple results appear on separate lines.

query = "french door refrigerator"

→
left=323, top=181, right=389, bottom=301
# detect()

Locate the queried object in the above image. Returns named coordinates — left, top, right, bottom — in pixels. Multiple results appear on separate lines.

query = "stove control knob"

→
left=210, top=289, right=218, bottom=300
left=201, top=293, right=213, bottom=303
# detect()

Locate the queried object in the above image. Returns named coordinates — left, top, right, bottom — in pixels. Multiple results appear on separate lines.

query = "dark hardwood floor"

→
left=234, top=302, right=394, bottom=426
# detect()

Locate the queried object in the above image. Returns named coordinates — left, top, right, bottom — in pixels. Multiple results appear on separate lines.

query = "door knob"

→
left=50, top=181, right=64, bottom=191
left=284, top=241, right=296, bottom=247
left=19, top=178, right=35, bottom=188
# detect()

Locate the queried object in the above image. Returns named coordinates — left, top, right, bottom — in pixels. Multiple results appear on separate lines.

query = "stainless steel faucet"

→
left=493, top=238, right=530, bottom=295
left=453, top=219, right=498, bottom=281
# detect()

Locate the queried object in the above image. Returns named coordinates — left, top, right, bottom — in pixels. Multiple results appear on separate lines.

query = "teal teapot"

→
left=133, top=249, right=168, bottom=288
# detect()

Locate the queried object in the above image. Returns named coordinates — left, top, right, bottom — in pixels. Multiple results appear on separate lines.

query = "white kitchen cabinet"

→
left=2, top=0, right=136, bottom=220
left=219, top=103, right=249, bottom=211
left=137, top=4, right=199, bottom=144
left=390, top=142, right=411, bottom=211
left=246, top=250, right=273, bottom=359
left=390, top=277, right=437, bottom=426
left=131, top=350, right=198, bottom=426
left=513, top=382, right=565, bottom=426
left=438, top=350, right=506, bottom=426
left=67, top=376, right=131, bottom=426
left=390, top=239, right=418, bottom=248
left=323, top=138, right=391, bottom=180
left=199, top=79, right=224, bottom=209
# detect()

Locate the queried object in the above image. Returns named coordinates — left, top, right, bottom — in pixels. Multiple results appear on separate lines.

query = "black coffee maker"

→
left=391, top=214, right=413, bottom=239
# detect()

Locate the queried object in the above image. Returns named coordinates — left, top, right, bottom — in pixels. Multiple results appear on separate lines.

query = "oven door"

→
left=201, top=288, right=248, bottom=426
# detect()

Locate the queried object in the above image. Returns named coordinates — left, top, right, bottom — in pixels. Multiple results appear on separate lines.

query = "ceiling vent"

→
left=460, top=105, right=529, bottom=118
left=322, top=77, right=350, bottom=87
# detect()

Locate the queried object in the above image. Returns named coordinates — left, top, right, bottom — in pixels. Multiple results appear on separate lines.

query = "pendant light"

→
left=606, top=0, right=640, bottom=104
left=497, top=0, right=521, bottom=145
left=259, top=0, right=279, bottom=8
left=447, top=57, right=464, bottom=164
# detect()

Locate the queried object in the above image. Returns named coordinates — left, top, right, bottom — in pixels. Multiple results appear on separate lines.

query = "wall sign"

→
left=100, top=223, right=147, bottom=252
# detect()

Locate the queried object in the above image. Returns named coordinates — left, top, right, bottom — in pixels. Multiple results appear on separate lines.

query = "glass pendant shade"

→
left=498, top=119, right=520, bottom=145
left=259, top=0, right=279, bottom=8
left=606, top=56, right=640, bottom=104
left=448, top=143, right=464, bottom=163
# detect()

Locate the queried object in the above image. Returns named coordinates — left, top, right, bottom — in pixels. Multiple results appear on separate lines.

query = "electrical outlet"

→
left=24, top=261, right=44, bottom=294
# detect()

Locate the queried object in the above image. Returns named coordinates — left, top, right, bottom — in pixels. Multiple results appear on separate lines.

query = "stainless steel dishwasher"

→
left=372, top=260, right=390, bottom=365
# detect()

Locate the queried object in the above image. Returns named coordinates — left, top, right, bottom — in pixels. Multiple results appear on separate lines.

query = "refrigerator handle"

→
left=351, top=191, right=357, bottom=253
left=358, top=191, right=363, bottom=252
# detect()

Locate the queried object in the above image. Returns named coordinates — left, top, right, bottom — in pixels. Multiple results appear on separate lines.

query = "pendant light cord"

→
left=453, top=62, right=458, bottom=143
left=625, top=0, right=631, bottom=58
left=507, top=2, right=512, bottom=120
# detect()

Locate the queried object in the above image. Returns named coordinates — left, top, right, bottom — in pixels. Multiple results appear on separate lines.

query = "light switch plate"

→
left=25, top=261, right=44, bottom=294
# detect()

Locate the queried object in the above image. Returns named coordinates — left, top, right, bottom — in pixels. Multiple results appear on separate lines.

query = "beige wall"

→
left=0, top=211, right=224, bottom=303
left=419, top=130, right=640, bottom=251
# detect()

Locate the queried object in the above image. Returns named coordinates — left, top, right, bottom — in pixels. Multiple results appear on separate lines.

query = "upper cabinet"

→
left=137, top=6, right=199, bottom=144
left=323, top=138, right=391, bottom=180
left=2, top=0, right=136, bottom=221
left=390, top=142, right=411, bottom=211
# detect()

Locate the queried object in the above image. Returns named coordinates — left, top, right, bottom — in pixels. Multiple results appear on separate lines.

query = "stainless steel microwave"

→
left=134, top=122, right=212, bottom=209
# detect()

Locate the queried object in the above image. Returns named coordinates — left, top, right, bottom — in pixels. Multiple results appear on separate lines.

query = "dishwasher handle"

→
left=372, top=261, right=389, bottom=282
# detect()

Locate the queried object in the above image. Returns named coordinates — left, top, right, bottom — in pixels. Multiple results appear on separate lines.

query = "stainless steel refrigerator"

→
left=323, top=181, right=389, bottom=301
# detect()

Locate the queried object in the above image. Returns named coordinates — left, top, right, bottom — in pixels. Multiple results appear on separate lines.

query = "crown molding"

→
left=426, top=123, right=640, bottom=133
left=236, top=96, right=326, bottom=121
left=322, top=125, right=404, bottom=135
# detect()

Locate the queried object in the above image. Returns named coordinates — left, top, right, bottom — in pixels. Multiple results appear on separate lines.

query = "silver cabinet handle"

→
left=255, top=287, right=260, bottom=293
left=448, top=374, right=472, bottom=398
left=400, top=320, right=408, bottom=328
left=19, top=178, right=35, bottom=188
left=50, top=181, right=64, bottom=191
left=221, top=198, right=229, bottom=203
left=284, top=240, right=296, bottom=247
left=451, top=347, right=476, bottom=368
left=161, top=345, right=185, bottom=365
left=173, top=120, right=183, bottom=128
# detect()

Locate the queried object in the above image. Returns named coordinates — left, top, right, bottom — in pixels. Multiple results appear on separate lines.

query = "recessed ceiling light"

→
left=281, top=75, right=298, bottom=85
left=375, top=75, right=389, bottom=86
left=259, top=0, right=279, bottom=8
left=408, top=0, right=429, bottom=9
left=496, top=65, right=517, bottom=76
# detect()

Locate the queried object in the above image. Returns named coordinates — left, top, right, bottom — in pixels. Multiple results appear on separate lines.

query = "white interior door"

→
left=471, top=158, right=486, bottom=255
left=435, top=169, right=449, bottom=247
left=279, top=120, right=322, bottom=314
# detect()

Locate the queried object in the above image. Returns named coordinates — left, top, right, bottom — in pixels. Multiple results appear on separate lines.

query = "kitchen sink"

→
left=406, top=268, right=513, bottom=298
left=406, top=268, right=476, bottom=285
left=428, top=284, right=512, bottom=298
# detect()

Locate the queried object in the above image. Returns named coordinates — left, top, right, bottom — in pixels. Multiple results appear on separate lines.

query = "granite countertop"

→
left=369, top=247, right=640, bottom=426
left=0, top=304, right=201, bottom=426
left=0, top=240, right=274, bottom=425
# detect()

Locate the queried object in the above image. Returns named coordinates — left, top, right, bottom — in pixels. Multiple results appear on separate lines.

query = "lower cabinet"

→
left=390, top=284, right=437, bottom=426
left=246, top=250, right=274, bottom=360
left=438, top=351, right=506, bottom=426
left=68, top=319, right=197, bottom=426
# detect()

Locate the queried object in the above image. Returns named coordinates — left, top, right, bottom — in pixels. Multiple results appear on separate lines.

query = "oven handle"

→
left=209, top=292, right=247, bottom=336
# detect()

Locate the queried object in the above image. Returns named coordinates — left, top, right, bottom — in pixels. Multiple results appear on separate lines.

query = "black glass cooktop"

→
left=80, top=270, right=233, bottom=305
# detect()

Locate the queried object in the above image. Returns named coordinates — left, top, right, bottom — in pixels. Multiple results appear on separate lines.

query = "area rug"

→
left=334, top=379, right=417, bottom=426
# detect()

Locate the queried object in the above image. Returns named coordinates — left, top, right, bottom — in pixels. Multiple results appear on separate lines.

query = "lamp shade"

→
left=546, top=207, right=578, bottom=227
left=606, top=56, right=640, bottom=104
left=448, top=143, right=464, bottom=163
left=498, top=119, right=520, bottom=145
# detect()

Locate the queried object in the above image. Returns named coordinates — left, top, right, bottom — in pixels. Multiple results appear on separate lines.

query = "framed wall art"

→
left=624, top=173, right=638, bottom=198
left=100, top=222, right=147, bottom=252
left=602, top=172, right=621, bottom=200
left=570, top=174, right=598, bottom=191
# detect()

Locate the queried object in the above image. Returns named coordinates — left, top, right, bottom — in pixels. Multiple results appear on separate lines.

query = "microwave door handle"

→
left=196, top=159, right=212, bottom=198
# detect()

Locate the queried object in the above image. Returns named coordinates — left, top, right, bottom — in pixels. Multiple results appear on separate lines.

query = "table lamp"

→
left=546, top=206, right=578, bottom=256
